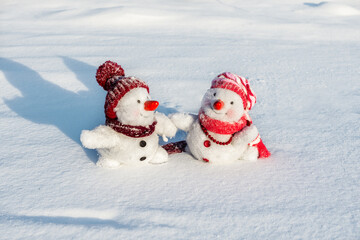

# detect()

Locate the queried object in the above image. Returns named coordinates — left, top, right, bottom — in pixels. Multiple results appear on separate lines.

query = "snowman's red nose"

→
left=213, top=100, right=224, bottom=110
left=144, top=100, right=159, bottom=111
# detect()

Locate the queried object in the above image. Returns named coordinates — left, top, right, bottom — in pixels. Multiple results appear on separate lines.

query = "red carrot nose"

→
left=144, top=100, right=159, bottom=111
left=213, top=100, right=224, bottom=110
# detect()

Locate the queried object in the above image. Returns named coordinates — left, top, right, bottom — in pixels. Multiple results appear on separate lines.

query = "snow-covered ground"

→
left=1, top=0, right=359, bottom=239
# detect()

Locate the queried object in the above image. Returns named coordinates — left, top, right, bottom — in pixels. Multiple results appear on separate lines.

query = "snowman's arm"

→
left=232, top=125, right=259, bottom=146
left=80, top=125, right=121, bottom=149
left=169, top=112, right=197, bottom=132
left=154, top=112, right=177, bottom=138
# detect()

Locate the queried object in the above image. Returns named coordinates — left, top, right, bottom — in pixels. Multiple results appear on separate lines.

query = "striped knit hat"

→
left=96, top=61, right=149, bottom=119
left=211, top=72, right=256, bottom=110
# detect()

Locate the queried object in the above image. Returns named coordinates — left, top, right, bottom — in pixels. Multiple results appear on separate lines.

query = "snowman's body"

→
left=171, top=82, right=261, bottom=163
left=86, top=121, right=169, bottom=168
left=185, top=119, right=258, bottom=163
left=81, top=87, right=176, bottom=168
left=98, top=130, right=159, bottom=165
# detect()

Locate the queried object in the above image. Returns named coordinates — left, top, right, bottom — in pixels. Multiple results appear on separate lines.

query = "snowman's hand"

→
left=232, top=125, right=259, bottom=145
left=154, top=112, right=177, bottom=138
left=169, top=112, right=197, bottom=132
left=80, top=125, right=121, bottom=149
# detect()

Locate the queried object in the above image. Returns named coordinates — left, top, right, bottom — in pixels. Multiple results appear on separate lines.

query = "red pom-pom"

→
left=96, top=61, right=125, bottom=90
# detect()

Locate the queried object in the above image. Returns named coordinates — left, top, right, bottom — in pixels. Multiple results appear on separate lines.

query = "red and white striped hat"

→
left=96, top=61, right=149, bottom=119
left=211, top=72, right=256, bottom=110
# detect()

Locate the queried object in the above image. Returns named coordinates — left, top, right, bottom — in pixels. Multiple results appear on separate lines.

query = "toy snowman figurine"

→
left=81, top=61, right=177, bottom=168
left=170, top=72, right=270, bottom=163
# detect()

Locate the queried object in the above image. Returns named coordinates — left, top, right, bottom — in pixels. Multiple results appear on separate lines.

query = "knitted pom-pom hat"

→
left=211, top=72, right=256, bottom=110
left=96, top=61, right=149, bottom=119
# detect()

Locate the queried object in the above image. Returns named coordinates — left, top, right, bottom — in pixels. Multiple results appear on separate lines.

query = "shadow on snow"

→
left=0, top=57, right=183, bottom=163
left=0, top=57, right=103, bottom=163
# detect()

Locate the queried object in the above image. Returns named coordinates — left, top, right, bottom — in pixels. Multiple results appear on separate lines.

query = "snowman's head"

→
left=114, top=87, right=158, bottom=126
left=201, top=72, right=256, bottom=123
left=201, top=88, right=245, bottom=123
left=95, top=61, right=158, bottom=125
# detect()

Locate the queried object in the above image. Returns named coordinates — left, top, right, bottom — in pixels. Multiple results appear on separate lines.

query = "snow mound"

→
left=1, top=0, right=360, bottom=239
left=304, top=2, right=360, bottom=16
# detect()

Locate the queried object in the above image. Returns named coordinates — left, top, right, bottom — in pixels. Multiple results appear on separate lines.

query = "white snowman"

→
left=80, top=61, right=177, bottom=168
left=170, top=72, right=270, bottom=163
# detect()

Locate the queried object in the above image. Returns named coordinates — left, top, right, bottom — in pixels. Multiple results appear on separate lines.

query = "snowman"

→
left=80, top=61, right=177, bottom=168
left=170, top=72, right=270, bottom=163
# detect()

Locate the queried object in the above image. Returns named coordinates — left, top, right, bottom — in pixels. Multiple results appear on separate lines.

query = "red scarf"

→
left=198, top=110, right=250, bottom=135
left=198, top=111, right=271, bottom=158
left=106, top=117, right=157, bottom=138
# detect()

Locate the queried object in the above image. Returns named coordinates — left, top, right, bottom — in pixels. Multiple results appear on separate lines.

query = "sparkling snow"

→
left=0, top=0, right=359, bottom=239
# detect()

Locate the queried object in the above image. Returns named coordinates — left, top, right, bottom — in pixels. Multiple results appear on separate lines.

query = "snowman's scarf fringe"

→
left=198, top=111, right=251, bottom=135
left=106, top=117, right=157, bottom=138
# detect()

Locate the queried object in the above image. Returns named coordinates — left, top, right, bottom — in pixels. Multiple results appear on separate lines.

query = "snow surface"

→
left=1, top=0, right=359, bottom=239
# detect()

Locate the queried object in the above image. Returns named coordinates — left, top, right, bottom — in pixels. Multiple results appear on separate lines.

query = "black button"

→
left=139, top=140, right=146, bottom=147
left=140, top=156, right=146, bottom=161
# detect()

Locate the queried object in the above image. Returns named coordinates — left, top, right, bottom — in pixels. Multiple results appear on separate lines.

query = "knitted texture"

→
left=162, top=140, right=187, bottom=154
left=106, top=117, right=157, bottom=138
left=96, top=61, right=125, bottom=90
left=104, top=76, right=149, bottom=119
left=198, top=110, right=250, bottom=135
left=96, top=61, right=149, bottom=119
left=200, top=122, right=234, bottom=145
left=256, top=139, right=271, bottom=158
left=211, top=72, right=256, bottom=110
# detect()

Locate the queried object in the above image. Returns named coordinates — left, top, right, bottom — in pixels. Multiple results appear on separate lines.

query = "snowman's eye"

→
left=213, top=93, right=216, bottom=97
left=137, top=100, right=141, bottom=103
left=230, top=101, right=234, bottom=105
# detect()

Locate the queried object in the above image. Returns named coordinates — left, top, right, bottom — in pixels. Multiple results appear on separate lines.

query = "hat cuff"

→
left=211, top=78, right=247, bottom=109
left=105, top=77, right=149, bottom=119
